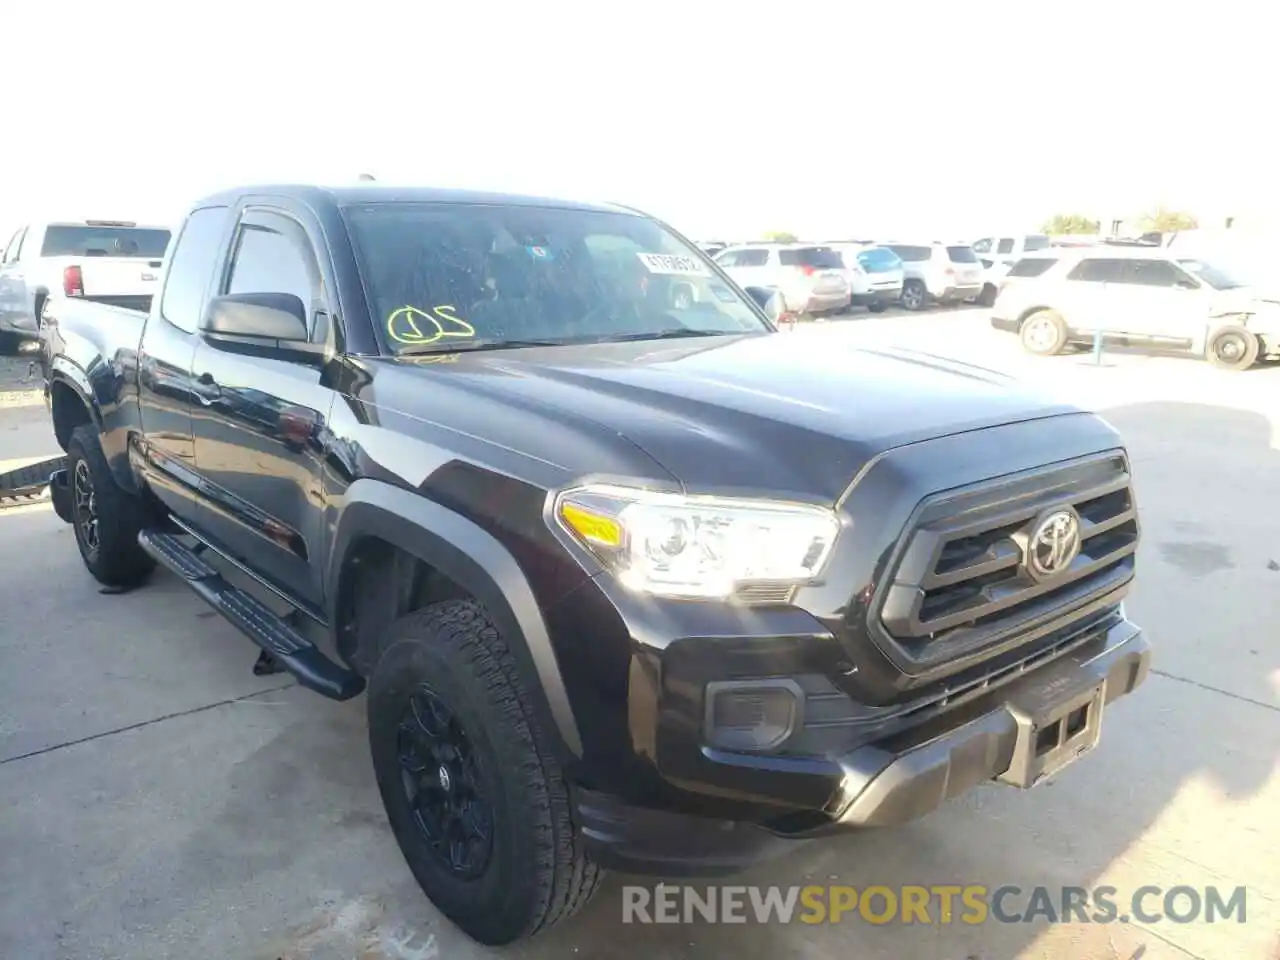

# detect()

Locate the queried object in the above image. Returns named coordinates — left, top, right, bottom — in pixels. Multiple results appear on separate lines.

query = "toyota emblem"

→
left=1025, top=509, right=1082, bottom=581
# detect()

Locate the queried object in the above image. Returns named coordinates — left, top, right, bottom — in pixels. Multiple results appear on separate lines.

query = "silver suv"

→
left=713, top=243, right=852, bottom=317
left=882, top=242, right=983, bottom=310
left=991, top=246, right=1280, bottom=370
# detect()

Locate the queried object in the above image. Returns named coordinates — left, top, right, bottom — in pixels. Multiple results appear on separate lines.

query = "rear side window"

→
left=1007, top=257, right=1058, bottom=278
left=779, top=246, right=843, bottom=269
left=1124, top=259, right=1183, bottom=287
left=159, top=207, right=230, bottom=333
left=1022, top=234, right=1051, bottom=252
left=856, top=247, right=903, bottom=272
left=737, top=249, right=769, bottom=267
left=1067, top=258, right=1127, bottom=283
left=996, top=238, right=1015, bottom=254
left=40, top=224, right=171, bottom=259
left=888, top=245, right=931, bottom=262
left=946, top=245, right=978, bottom=264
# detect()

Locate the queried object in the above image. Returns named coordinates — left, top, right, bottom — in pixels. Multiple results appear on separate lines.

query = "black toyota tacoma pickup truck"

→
left=37, top=184, right=1151, bottom=945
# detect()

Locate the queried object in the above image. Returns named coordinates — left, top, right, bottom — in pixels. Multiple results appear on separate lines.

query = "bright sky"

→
left=3, top=1, right=1274, bottom=243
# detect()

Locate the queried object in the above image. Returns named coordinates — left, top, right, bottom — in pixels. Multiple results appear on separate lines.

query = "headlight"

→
left=554, top=484, right=840, bottom=599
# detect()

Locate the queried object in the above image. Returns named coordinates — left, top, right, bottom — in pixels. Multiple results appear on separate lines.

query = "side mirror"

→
left=201, top=292, right=309, bottom=341
left=744, top=285, right=791, bottom=326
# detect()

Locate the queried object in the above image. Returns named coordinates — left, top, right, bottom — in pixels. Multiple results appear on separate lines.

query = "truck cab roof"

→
left=193, top=183, right=637, bottom=217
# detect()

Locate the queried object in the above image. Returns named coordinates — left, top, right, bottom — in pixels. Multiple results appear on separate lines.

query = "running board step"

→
left=137, top=530, right=364, bottom=701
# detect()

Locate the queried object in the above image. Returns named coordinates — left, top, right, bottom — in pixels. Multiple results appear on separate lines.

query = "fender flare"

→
left=47, top=360, right=102, bottom=435
left=327, top=478, right=583, bottom=757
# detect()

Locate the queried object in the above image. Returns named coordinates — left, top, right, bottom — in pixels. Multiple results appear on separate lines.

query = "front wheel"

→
left=368, top=600, right=602, bottom=945
left=1205, top=325, right=1260, bottom=371
left=867, top=300, right=887, bottom=313
left=66, top=424, right=155, bottom=587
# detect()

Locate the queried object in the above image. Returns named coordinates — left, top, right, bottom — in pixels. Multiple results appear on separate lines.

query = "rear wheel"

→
left=977, top=283, right=998, bottom=307
left=368, top=601, right=602, bottom=945
left=66, top=424, right=155, bottom=587
left=1019, top=309, right=1068, bottom=356
left=1205, top=325, right=1259, bottom=371
left=900, top=280, right=927, bottom=311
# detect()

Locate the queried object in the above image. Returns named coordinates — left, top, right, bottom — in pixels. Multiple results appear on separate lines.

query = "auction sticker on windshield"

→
left=637, top=252, right=711, bottom=277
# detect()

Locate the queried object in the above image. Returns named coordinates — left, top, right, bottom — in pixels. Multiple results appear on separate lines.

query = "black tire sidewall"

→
left=66, top=425, right=153, bottom=586
left=368, top=628, right=548, bottom=943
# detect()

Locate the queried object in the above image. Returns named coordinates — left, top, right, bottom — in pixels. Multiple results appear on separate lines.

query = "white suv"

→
left=991, top=247, right=1280, bottom=370
left=882, top=242, right=983, bottom=310
left=713, top=243, right=852, bottom=317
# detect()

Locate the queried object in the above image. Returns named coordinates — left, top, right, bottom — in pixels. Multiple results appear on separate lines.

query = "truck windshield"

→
left=40, top=225, right=171, bottom=258
left=343, top=203, right=769, bottom=354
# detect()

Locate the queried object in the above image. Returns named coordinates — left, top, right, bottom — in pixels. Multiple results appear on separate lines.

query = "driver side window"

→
left=225, top=212, right=325, bottom=339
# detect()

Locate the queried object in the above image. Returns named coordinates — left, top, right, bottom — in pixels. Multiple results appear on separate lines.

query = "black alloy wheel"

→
left=397, top=684, right=495, bottom=879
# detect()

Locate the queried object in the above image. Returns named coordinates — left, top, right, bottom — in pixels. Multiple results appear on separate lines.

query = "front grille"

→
left=875, top=452, right=1137, bottom=666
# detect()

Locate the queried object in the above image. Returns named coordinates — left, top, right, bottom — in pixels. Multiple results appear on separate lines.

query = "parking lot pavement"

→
left=2, top=317, right=1278, bottom=959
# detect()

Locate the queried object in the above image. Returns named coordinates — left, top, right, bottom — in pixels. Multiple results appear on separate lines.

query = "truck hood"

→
left=384, top=332, right=1085, bottom=503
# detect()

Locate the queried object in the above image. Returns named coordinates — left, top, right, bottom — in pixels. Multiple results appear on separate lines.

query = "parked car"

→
left=38, top=183, right=1149, bottom=945
left=990, top=247, right=1280, bottom=370
left=831, top=243, right=905, bottom=312
left=714, top=243, right=852, bottom=317
left=972, top=233, right=1052, bottom=264
left=0, top=219, right=171, bottom=354
left=973, top=257, right=1011, bottom=306
left=882, top=241, right=984, bottom=310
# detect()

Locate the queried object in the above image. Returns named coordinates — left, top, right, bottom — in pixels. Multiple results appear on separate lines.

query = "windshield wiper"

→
left=395, top=338, right=568, bottom=356
left=587, top=328, right=741, bottom=344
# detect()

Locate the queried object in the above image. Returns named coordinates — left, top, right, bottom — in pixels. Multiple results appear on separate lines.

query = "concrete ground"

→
left=1, top=315, right=1278, bottom=959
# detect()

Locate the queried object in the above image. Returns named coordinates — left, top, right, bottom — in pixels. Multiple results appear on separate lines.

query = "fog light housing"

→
left=703, top=679, right=803, bottom=752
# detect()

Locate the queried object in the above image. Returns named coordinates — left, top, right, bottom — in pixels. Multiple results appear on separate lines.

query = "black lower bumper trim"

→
left=824, top=626, right=1150, bottom=828
left=575, top=788, right=803, bottom=877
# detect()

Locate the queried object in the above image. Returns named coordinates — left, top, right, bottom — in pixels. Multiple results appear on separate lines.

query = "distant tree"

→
left=1041, top=213, right=1100, bottom=235
left=764, top=230, right=798, bottom=243
left=1137, top=207, right=1198, bottom=233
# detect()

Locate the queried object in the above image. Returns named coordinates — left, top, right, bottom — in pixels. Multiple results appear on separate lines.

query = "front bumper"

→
left=576, top=615, right=1150, bottom=875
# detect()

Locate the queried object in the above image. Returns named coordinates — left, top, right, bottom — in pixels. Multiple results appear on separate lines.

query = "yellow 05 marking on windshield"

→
left=386, top=305, right=476, bottom=346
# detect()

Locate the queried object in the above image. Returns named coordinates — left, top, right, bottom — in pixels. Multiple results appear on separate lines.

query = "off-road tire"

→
left=66, top=424, right=155, bottom=587
left=1205, top=325, right=1260, bottom=371
left=368, top=600, right=602, bottom=945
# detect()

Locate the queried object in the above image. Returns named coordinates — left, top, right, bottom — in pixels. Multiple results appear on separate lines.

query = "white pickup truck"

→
left=0, top=219, right=171, bottom=354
